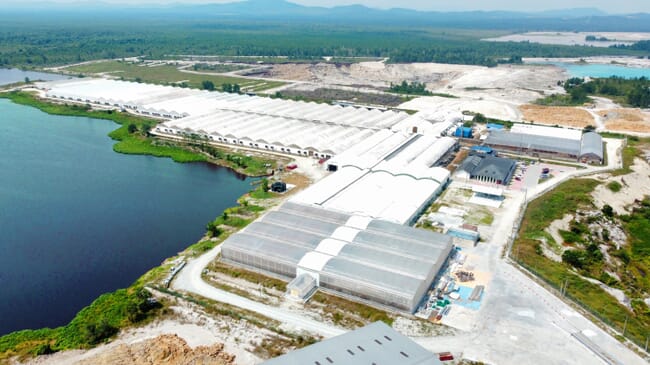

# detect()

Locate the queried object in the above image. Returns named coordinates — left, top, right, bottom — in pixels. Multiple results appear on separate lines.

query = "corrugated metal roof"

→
left=262, top=321, right=442, bottom=365
left=580, top=132, right=604, bottom=159
left=486, top=130, right=581, bottom=156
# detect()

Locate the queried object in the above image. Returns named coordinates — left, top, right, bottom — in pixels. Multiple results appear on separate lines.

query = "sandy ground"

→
left=526, top=56, right=650, bottom=69
left=262, top=62, right=565, bottom=121
left=592, top=157, right=650, bottom=215
left=485, top=32, right=650, bottom=47
left=21, top=299, right=276, bottom=365
left=601, top=109, right=650, bottom=133
left=521, top=104, right=595, bottom=128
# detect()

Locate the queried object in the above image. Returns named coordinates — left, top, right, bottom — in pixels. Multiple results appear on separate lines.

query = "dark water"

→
left=0, top=68, right=71, bottom=86
left=0, top=99, right=254, bottom=335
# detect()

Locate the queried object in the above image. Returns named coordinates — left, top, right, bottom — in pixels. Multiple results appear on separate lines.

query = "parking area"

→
left=509, top=160, right=578, bottom=191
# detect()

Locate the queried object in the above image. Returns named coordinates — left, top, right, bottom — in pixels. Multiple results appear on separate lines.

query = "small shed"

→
left=454, top=127, right=473, bottom=138
left=271, top=181, right=287, bottom=193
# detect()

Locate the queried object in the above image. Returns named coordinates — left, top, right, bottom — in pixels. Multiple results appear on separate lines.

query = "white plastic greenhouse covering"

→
left=42, top=78, right=414, bottom=157
left=221, top=202, right=453, bottom=313
left=294, top=134, right=455, bottom=224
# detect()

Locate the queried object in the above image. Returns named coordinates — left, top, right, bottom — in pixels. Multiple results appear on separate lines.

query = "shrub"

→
left=607, top=181, right=622, bottom=192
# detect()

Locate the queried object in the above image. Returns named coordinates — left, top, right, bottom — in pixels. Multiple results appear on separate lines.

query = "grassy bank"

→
left=0, top=93, right=286, bottom=361
left=513, top=178, right=650, bottom=348
left=0, top=286, right=161, bottom=362
left=0, top=91, right=277, bottom=175
left=63, top=60, right=284, bottom=92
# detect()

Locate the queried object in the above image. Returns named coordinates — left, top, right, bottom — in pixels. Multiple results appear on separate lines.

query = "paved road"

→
left=172, top=138, right=648, bottom=364
left=172, top=245, right=346, bottom=339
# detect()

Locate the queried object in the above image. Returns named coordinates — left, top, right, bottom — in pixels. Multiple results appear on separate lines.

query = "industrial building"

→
left=221, top=202, right=454, bottom=313
left=262, top=321, right=443, bottom=365
left=484, top=125, right=603, bottom=163
left=457, top=155, right=517, bottom=185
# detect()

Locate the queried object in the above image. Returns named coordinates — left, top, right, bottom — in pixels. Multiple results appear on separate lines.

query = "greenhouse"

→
left=42, top=78, right=415, bottom=158
left=221, top=202, right=453, bottom=313
left=294, top=134, right=455, bottom=224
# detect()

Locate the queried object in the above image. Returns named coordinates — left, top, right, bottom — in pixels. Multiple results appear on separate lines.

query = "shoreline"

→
left=0, top=95, right=288, bottom=361
left=0, top=90, right=280, bottom=178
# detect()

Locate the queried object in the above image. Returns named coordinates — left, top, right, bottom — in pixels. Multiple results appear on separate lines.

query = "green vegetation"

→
left=1, top=91, right=277, bottom=176
left=201, top=80, right=215, bottom=90
left=278, top=88, right=408, bottom=107
left=619, top=199, right=650, bottom=295
left=0, top=91, right=207, bottom=163
left=310, top=292, right=394, bottom=328
left=513, top=178, right=650, bottom=348
left=469, top=112, right=514, bottom=128
left=64, top=61, right=283, bottom=92
left=191, top=63, right=249, bottom=73
left=0, top=12, right=643, bottom=70
left=221, top=83, right=241, bottom=93
left=0, top=288, right=160, bottom=361
left=389, top=81, right=433, bottom=96
left=607, top=181, right=623, bottom=192
left=537, top=77, right=650, bottom=107
left=209, top=260, right=287, bottom=293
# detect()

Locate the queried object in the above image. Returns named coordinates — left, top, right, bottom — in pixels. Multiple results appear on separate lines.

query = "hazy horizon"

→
left=6, top=0, right=650, bottom=14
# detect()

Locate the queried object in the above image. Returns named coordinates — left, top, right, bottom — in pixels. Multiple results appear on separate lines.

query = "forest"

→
left=538, top=77, right=650, bottom=107
left=0, top=12, right=647, bottom=68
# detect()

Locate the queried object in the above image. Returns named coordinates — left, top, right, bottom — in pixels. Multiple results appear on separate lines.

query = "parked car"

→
left=286, top=163, right=298, bottom=170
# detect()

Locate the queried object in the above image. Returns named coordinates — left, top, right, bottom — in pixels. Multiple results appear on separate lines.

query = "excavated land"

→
left=600, top=109, right=650, bottom=133
left=520, top=105, right=595, bottom=128
left=76, top=335, right=235, bottom=365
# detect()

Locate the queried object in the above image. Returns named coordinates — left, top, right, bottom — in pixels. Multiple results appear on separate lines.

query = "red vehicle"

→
left=439, top=352, right=454, bottom=361
left=286, top=163, right=298, bottom=170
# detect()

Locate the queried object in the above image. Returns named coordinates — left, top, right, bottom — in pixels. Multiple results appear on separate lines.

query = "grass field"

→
left=513, top=178, right=650, bottom=348
left=64, top=61, right=285, bottom=92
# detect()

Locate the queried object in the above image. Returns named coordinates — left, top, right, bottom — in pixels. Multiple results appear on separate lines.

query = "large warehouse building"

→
left=221, top=202, right=454, bottom=313
left=263, top=321, right=443, bottom=365
left=485, top=124, right=603, bottom=163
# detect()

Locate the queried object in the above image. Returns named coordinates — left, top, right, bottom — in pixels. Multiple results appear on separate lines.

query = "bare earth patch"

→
left=601, top=109, right=650, bottom=133
left=592, top=158, right=650, bottom=215
left=520, top=105, right=594, bottom=128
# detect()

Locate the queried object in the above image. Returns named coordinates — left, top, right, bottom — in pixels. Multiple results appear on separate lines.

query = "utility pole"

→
left=644, top=336, right=648, bottom=352
left=623, top=315, right=629, bottom=337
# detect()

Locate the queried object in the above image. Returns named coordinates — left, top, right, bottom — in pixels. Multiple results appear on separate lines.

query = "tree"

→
left=82, top=321, right=118, bottom=345
left=602, top=204, right=614, bottom=217
left=140, top=124, right=151, bottom=136
left=201, top=80, right=215, bottom=91
left=127, top=123, right=138, bottom=134
left=562, top=250, right=586, bottom=269
left=24, top=77, right=30, bottom=83
left=206, top=221, right=222, bottom=237
left=261, top=178, right=270, bottom=193
left=472, top=113, right=487, bottom=124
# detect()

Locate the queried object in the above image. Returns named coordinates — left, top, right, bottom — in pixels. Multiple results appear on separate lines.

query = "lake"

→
left=535, top=62, right=650, bottom=79
left=0, top=99, right=254, bottom=335
left=0, top=68, right=71, bottom=86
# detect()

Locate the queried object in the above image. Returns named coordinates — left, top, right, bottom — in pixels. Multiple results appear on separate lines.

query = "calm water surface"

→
left=536, top=62, right=650, bottom=79
left=0, top=99, right=254, bottom=335
left=0, top=68, right=70, bottom=86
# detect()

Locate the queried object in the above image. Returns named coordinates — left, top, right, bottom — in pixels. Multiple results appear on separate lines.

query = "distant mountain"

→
left=3, top=0, right=650, bottom=32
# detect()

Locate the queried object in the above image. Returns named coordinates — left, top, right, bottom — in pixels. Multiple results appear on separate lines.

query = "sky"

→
left=14, top=0, right=650, bottom=13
